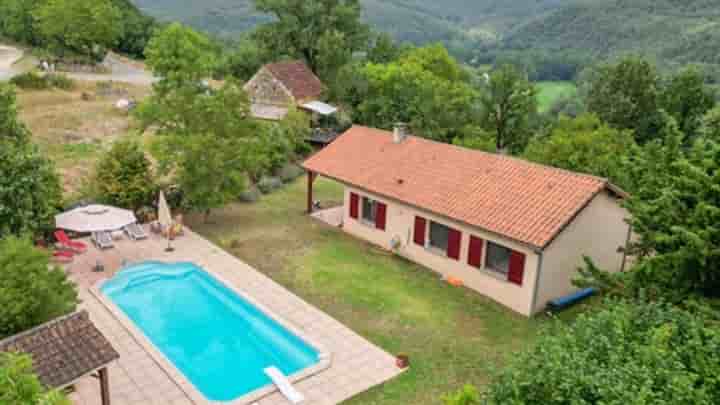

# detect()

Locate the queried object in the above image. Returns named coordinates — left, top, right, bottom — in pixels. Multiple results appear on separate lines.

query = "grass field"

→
left=536, top=81, right=578, bottom=113
left=186, top=177, right=594, bottom=404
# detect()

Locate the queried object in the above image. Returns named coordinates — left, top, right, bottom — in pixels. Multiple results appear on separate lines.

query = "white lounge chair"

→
left=124, top=223, right=148, bottom=241
left=92, top=231, right=114, bottom=250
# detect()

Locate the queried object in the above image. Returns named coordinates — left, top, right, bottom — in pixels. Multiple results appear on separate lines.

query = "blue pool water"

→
left=101, top=262, right=320, bottom=402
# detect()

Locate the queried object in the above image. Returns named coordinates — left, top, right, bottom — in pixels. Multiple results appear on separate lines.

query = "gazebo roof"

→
left=0, top=311, right=119, bottom=388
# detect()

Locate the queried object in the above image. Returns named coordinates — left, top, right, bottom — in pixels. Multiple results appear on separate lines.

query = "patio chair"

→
left=52, top=251, right=74, bottom=264
left=54, top=230, right=87, bottom=253
left=91, top=231, right=114, bottom=250
left=124, top=223, right=148, bottom=241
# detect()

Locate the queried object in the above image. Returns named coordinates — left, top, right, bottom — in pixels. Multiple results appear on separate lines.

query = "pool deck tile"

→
left=65, top=227, right=402, bottom=405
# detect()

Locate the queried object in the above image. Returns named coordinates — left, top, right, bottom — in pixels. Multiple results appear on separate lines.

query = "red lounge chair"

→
left=52, top=251, right=73, bottom=263
left=54, top=230, right=88, bottom=253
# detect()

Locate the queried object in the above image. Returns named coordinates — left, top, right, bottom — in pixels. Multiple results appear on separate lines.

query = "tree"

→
left=0, top=83, right=29, bottom=141
left=523, top=113, right=636, bottom=185
left=0, top=85, right=62, bottom=236
left=367, top=32, right=403, bottom=64
left=251, top=0, right=370, bottom=74
left=34, top=0, right=124, bottom=59
left=699, top=106, right=720, bottom=142
left=219, top=38, right=269, bottom=82
left=660, top=66, right=716, bottom=141
left=0, top=353, right=70, bottom=405
left=480, top=64, right=538, bottom=153
left=144, top=23, right=217, bottom=90
left=93, top=139, right=156, bottom=212
left=584, top=57, right=662, bottom=144
left=0, top=0, right=42, bottom=45
left=354, top=45, right=479, bottom=143
left=0, top=236, right=78, bottom=338
left=483, top=300, right=720, bottom=404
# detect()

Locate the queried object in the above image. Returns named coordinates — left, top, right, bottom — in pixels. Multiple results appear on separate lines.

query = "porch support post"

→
left=99, top=367, right=111, bottom=405
left=307, top=171, right=318, bottom=214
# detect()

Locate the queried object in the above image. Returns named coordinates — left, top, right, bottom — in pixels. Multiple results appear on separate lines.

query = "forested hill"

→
left=130, top=0, right=561, bottom=45
left=501, top=0, right=720, bottom=71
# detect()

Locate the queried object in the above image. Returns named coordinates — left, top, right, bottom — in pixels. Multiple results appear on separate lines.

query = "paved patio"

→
left=65, top=226, right=402, bottom=405
left=310, top=207, right=344, bottom=228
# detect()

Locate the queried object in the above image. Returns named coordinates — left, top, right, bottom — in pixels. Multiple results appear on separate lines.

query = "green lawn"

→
left=536, top=81, right=578, bottom=113
left=187, top=177, right=571, bottom=404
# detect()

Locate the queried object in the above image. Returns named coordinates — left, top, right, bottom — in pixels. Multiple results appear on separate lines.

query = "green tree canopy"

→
left=523, top=113, right=636, bottom=185
left=479, top=64, right=538, bottom=153
left=483, top=300, right=720, bottom=404
left=660, top=66, right=716, bottom=141
left=251, top=0, right=370, bottom=75
left=0, top=236, right=78, bottom=338
left=34, top=0, right=124, bottom=59
left=0, top=83, right=29, bottom=141
left=0, top=353, right=70, bottom=405
left=584, top=57, right=663, bottom=144
left=699, top=105, right=720, bottom=142
left=354, top=45, right=479, bottom=143
left=93, top=139, right=156, bottom=212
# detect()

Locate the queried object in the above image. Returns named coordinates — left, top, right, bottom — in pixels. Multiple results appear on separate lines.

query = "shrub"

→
left=93, top=139, right=156, bottom=212
left=239, top=186, right=262, bottom=203
left=276, top=163, right=304, bottom=183
left=442, top=385, right=480, bottom=405
left=0, top=236, right=78, bottom=338
left=483, top=300, right=720, bottom=404
left=45, top=74, right=75, bottom=90
left=257, top=176, right=283, bottom=194
left=10, top=71, right=50, bottom=90
left=0, top=353, right=70, bottom=405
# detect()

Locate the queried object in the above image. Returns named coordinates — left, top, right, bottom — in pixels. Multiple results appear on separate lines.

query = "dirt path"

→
left=0, top=45, right=23, bottom=81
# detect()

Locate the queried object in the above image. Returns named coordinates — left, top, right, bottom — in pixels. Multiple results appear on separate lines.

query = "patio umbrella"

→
left=158, top=191, right=174, bottom=252
left=56, top=204, right=136, bottom=233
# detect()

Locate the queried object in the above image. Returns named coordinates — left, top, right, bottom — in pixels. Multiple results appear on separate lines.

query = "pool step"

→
left=264, top=366, right=305, bottom=404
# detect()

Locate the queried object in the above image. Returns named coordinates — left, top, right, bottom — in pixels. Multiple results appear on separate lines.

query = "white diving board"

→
left=264, top=366, right=305, bottom=404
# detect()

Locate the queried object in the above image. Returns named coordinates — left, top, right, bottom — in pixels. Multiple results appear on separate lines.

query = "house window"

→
left=362, top=197, right=377, bottom=223
left=429, top=221, right=450, bottom=251
left=486, top=242, right=512, bottom=276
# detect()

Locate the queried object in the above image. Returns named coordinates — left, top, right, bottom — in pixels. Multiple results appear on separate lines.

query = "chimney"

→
left=393, top=123, right=408, bottom=144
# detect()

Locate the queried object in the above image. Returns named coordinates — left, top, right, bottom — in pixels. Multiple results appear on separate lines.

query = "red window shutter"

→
left=349, top=193, right=359, bottom=219
left=508, top=251, right=526, bottom=286
left=447, top=228, right=462, bottom=260
left=375, top=202, right=387, bottom=230
left=413, top=216, right=426, bottom=246
left=468, top=236, right=484, bottom=268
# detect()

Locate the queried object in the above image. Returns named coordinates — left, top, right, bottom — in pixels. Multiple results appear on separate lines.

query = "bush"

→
left=10, top=71, right=50, bottom=90
left=276, top=163, right=304, bottom=183
left=239, top=186, right=262, bottom=203
left=0, top=353, right=70, bottom=405
left=0, top=236, right=78, bottom=338
left=45, top=73, right=75, bottom=90
left=256, top=176, right=283, bottom=194
left=442, top=385, right=480, bottom=405
left=93, top=139, right=156, bottom=212
left=483, top=300, right=720, bottom=404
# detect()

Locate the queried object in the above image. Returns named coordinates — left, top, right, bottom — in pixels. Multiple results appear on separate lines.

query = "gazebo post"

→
left=307, top=171, right=318, bottom=214
left=99, top=367, right=111, bottom=405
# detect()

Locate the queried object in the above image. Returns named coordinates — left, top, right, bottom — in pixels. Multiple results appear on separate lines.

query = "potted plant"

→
left=396, top=353, right=410, bottom=369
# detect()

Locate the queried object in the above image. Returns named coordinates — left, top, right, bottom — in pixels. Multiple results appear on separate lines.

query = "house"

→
left=303, top=125, right=631, bottom=316
left=244, top=60, right=337, bottom=122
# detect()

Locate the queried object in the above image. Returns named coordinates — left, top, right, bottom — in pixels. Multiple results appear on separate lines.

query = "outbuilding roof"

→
left=265, top=60, right=324, bottom=101
left=303, top=126, right=625, bottom=249
left=0, top=311, right=119, bottom=389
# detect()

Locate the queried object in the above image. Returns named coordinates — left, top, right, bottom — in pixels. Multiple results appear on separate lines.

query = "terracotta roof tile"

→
left=303, top=126, right=617, bottom=249
left=0, top=311, right=119, bottom=388
left=265, top=60, right=323, bottom=101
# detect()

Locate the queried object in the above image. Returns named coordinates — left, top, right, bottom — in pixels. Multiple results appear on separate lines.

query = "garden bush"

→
left=45, top=74, right=75, bottom=90
left=93, top=139, right=156, bottom=212
left=10, top=71, right=50, bottom=90
left=257, top=176, right=283, bottom=194
left=276, top=163, right=304, bottom=183
left=0, top=353, right=70, bottom=405
left=482, top=299, right=720, bottom=404
left=0, top=236, right=78, bottom=338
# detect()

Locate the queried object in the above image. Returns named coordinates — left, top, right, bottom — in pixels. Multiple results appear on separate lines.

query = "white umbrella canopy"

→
left=56, top=204, right=137, bottom=233
left=157, top=191, right=172, bottom=228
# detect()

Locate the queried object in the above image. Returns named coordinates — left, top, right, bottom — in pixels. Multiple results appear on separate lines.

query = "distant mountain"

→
left=501, top=0, right=720, bottom=71
left=130, top=0, right=562, bottom=44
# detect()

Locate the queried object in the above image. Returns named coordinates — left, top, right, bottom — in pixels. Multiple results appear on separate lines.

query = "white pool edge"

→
left=90, top=262, right=333, bottom=405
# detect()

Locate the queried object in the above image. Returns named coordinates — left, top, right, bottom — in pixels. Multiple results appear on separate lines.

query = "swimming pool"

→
left=101, top=261, right=321, bottom=402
